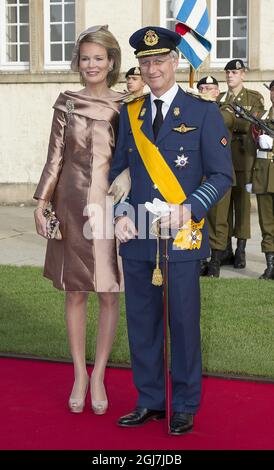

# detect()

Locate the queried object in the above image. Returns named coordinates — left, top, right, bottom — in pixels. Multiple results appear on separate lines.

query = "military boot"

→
left=200, top=259, right=208, bottom=276
left=206, top=250, right=223, bottom=278
left=259, top=252, right=274, bottom=280
left=220, top=239, right=234, bottom=266
left=234, top=239, right=246, bottom=269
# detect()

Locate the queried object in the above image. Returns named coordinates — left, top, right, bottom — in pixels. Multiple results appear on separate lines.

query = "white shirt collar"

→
left=150, top=82, right=179, bottom=120
left=150, top=82, right=179, bottom=108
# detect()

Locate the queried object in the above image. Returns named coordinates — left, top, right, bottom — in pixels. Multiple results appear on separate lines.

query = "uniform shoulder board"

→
left=185, top=88, right=215, bottom=103
left=248, top=89, right=265, bottom=107
left=124, top=93, right=149, bottom=104
left=246, top=88, right=264, bottom=100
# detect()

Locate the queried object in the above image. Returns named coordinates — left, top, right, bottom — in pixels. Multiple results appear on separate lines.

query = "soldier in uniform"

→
left=197, top=76, right=235, bottom=277
left=110, top=27, right=232, bottom=434
left=219, top=59, right=264, bottom=268
left=247, top=80, right=274, bottom=279
left=125, top=66, right=146, bottom=98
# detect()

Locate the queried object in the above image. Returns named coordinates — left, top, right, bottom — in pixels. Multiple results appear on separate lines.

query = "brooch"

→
left=173, top=123, right=198, bottom=134
left=66, top=99, right=75, bottom=124
left=140, top=107, right=146, bottom=117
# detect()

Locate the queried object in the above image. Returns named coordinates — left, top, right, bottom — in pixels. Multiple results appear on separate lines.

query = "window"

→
left=0, top=0, right=30, bottom=70
left=160, top=0, right=188, bottom=68
left=44, top=0, right=76, bottom=70
left=211, top=0, right=248, bottom=67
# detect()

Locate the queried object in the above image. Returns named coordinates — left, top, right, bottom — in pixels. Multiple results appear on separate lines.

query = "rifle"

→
left=228, top=102, right=274, bottom=138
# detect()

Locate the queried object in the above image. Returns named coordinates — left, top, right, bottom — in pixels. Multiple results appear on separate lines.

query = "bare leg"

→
left=91, top=292, right=120, bottom=402
left=65, top=291, right=89, bottom=400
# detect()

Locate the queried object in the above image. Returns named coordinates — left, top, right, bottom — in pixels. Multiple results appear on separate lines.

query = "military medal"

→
left=174, top=152, right=189, bottom=168
left=173, top=123, right=198, bottom=134
left=188, top=229, right=202, bottom=249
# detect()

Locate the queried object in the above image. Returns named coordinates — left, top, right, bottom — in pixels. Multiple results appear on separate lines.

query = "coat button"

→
left=128, top=148, right=133, bottom=153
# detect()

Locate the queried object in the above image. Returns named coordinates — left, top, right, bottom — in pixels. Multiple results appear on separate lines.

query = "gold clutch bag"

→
left=43, top=209, right=62, bottom=240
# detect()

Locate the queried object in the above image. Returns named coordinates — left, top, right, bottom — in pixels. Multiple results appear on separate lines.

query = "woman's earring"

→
left=109, top=65, right=113, bottom=72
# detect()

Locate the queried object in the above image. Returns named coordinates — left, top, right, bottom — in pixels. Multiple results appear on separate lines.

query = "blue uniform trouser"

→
left=122, top=258, right=202, bottom=414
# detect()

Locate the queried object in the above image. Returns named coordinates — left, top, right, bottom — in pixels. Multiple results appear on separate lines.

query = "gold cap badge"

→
left=144, top=30, right=159, bottom=47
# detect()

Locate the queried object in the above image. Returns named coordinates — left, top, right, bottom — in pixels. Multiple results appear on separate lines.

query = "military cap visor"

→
left=125, top=67, right=141, bottom=78
left=224, top=59, right=245, bottom=71
left=197, top=76, right=219, bottom=88
left=129, top=26, right=181, bottom=58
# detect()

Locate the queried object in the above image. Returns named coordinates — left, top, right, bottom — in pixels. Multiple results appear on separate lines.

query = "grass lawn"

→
left=1, top=265, right=274, bottom=378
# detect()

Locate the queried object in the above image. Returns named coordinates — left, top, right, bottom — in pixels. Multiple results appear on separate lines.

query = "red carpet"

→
left=1, top=357, right=274, bottom=450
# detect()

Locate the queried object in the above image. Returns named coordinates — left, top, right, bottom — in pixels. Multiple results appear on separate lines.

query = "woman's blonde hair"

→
left=71, top=25, right=121, bottom=88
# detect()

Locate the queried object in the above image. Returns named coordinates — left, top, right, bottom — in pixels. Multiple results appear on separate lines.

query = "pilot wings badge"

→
left=173, top=123, right=198, bottom=134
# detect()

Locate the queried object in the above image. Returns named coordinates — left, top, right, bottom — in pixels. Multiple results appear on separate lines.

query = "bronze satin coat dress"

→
left=34, top=90, right=125, bottom=292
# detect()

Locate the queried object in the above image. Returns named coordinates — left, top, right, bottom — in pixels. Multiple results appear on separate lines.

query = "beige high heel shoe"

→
left=68, top=376, right=89, bottom=413
left=90, top=375, right=108, bottom=415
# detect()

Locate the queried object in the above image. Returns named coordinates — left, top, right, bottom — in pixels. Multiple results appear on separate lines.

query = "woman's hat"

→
left=71, top=25, right=109, bottom=72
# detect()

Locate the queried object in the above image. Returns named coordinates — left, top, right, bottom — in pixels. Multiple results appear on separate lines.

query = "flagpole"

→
left=189, top=64, right=195, bottom=88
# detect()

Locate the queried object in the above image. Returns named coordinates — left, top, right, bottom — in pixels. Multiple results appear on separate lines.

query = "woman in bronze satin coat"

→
left=34, top=26, right=126, bottom=415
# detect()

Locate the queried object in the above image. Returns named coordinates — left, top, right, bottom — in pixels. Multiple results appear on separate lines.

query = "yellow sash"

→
left=127, top=99, right=204, bottom=250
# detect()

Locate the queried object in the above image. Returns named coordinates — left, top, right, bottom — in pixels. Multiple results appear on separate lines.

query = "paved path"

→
left=0, top=202, right=266, bottom=278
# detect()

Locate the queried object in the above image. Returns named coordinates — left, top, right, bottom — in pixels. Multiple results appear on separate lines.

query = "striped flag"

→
left=171, top=0, right=212, bottom=69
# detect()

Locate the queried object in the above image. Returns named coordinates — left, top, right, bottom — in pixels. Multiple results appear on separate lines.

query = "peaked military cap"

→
left=224, top=59, right=245, bottom=71
left=129, top=26, right=181, bottom=58
left=196, top=75, right=219, bottom=89
left=125, top=66, right=141, bottom=78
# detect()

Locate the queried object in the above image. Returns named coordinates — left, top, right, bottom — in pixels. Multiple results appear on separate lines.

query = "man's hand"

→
left=108, top=168, right=131, bottom=204
left=160, top=204, right=191, bottom=229
left=115, top=216, right=138, bottom=243
left=245, top=183, right=253, bottom=193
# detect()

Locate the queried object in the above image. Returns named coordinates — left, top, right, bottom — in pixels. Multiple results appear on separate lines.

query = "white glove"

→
left=258, top=134, right=273, bottom=150
left=245, top=183, right=253, bottom=193
left=145, top=198, right=173, bottom=221
left=145, top=198, right=174, bottom=237
left=108, top=168, right=131, bottom=204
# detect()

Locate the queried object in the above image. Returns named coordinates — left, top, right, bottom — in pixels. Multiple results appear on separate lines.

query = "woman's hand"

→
left=34, top=203, right=48, bottom=238
left=114, top=216, right=137, bottom=243
left=108, top=168, right=131, bottom=204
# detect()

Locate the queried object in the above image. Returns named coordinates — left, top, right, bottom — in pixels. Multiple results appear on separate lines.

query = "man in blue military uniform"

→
left=110, top=26, right=233, bottom=435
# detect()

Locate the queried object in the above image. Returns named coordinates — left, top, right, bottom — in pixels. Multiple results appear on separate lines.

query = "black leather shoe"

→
left=118, top=407, right=165, bottom=427
left=170, top=412, right=194, bottom=435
